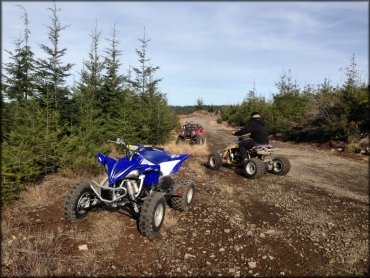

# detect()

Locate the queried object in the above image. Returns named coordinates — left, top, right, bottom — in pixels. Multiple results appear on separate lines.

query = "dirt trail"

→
left=2, top=115, right=369, bottom=277
left=194, top=116, right=369, bottom=203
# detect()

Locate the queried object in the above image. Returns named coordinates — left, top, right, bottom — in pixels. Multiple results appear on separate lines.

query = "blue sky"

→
left=2, top=1, right=368, bottom=105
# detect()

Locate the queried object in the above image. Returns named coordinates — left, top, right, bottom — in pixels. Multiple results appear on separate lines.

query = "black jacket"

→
left=234, top=118, right=269, bottom=144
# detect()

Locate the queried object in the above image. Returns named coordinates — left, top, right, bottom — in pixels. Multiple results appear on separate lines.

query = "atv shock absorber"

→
left=127, top=180, right=139, bottom=213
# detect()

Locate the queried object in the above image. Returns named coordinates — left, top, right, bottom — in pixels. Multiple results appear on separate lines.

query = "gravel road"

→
left=2, top=115, right=368, bottom=277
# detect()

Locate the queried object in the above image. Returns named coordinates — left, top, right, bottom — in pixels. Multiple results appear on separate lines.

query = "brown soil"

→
left=1, top=115, right=369, bottom=277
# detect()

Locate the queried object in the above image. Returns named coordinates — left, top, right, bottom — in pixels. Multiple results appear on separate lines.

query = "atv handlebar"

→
left=107, top=138, right=165, bottom=153
left=107, top=138, right=126, bottom=145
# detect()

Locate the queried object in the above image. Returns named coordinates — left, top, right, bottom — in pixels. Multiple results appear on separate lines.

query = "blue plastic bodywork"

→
left=97, top=145, right=191, bottom=186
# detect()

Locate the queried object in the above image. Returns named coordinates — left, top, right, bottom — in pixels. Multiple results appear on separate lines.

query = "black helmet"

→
left=251, top=112, right=261, bottom=118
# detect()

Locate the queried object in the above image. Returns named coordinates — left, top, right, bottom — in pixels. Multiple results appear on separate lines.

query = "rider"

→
left=232, top=112, right=269, bottom=160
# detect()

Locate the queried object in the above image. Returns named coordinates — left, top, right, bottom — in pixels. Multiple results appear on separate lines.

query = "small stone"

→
left=229, top=268, right=235, bottom=273
left=111, top=265, right=116, bottom=270
left=184, top=253, right=196, bottom=259
left=260, top=233, right=266, bottom=238
left=224, top=229, right=231, bottom=233
left=78, top=244, right=88, bottom=251
left=248, top=261, right=257, bottom=269
left=176, top=268, right=181, bottom=272
left=219, top=248, right=225, bottom=252
left=265, top=229, right=275, bottom=235
left=280, top=271, right=285, bottom=275
left=262, top=255, right=267, bottom=259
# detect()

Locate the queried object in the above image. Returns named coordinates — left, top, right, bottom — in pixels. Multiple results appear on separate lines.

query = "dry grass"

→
left=163, top=209, right=180, bottom=231
left=1, top=228, right=64, bottom=276
left=213, top=182, right=234, bottom=195
left=1, top=212, right=100, bottom=277
left=187, top=157, right=208, bottom=176
left=19, top=175, right=73, bottom=209
left=164, top=141, right=209, bottom=156
left=89, top=211, right=126, bottom=242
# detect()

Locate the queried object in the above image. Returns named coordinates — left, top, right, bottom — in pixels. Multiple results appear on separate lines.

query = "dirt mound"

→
left=179, top=109, right=217, bottom=119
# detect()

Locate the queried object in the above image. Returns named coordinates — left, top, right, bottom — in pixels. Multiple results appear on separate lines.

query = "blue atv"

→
left=63, top=138, right=195, bottom=238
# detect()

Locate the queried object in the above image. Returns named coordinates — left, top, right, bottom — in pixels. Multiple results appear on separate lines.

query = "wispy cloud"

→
left=2, top=1, right=368, bottom=105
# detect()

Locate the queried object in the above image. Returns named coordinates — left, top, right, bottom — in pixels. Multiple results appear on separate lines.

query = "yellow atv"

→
left=207, top=136, right=290, bottom=179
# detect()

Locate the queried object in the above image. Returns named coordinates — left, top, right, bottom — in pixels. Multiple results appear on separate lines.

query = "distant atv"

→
left=176, top=121, right=205, bottom=145
left=207, top=136, right=290, bottom=179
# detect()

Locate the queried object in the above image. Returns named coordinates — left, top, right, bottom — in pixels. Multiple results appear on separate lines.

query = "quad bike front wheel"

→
left=63, top=182, right=96, bottom=222
left=169, top=179, right=195, bottom=211
left=271, top=156, right=291, bottom=175
left=208, top=152, right=222, bottom=170
left=195, top=135, right=205, bottom=145
left=243, top=158, right=266, bottom=179
left=139, top=192, right=166, bottom=238
left=176, top=136, right=184, bottom=144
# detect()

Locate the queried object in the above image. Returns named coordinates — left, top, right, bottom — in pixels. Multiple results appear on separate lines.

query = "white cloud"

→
left=2, top=1, right=368, bottom=105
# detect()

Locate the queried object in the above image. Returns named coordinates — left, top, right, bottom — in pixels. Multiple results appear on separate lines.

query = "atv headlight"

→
left=126, top=170, right=139, bottom=178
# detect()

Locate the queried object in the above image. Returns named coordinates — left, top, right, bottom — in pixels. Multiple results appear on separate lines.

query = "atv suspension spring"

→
left=127, top=181, right=140, bottom=213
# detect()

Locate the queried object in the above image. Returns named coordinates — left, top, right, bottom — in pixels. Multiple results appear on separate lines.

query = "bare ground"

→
left=1, top=115, right=369, bottom=277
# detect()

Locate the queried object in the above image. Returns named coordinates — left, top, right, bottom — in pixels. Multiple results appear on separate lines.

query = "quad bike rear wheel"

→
left=139, top=192, right=166, bottom=238
left=243, top=158, right=266, bottom=179
left=169, top=179, right=195, bottom=211
left=63, top=182, right=96, bottom=222
left=271, top=156, right=291, bottom=175
left=208, top=152, right=222, bottom=170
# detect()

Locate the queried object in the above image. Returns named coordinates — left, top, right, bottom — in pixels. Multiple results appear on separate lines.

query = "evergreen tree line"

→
left=220, top=58, right=368, bottom=147
left=170, top=104, right=223, bottom=115
left=1, top=5, right=177, bottom=201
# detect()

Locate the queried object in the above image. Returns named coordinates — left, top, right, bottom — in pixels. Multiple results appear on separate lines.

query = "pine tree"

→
left=36, top=3, right=73, bottom=120
left=271, top=70, right=309, bottom=133
left=99, top=24, right=134, bottom=141
left=101, top=24, right=126, bottom=115
left=33, top=3, right=72, bottom=176
left=78, top=23, right=104, bottom=138
left=339, top=54, right=368, bottom=141
left=131, top=29, right=169, bottom=143
left=1, top=6, right=43, bottom=201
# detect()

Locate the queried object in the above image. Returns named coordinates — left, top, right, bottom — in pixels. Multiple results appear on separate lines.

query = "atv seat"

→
left=141, top=149, right=172, bottom=164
